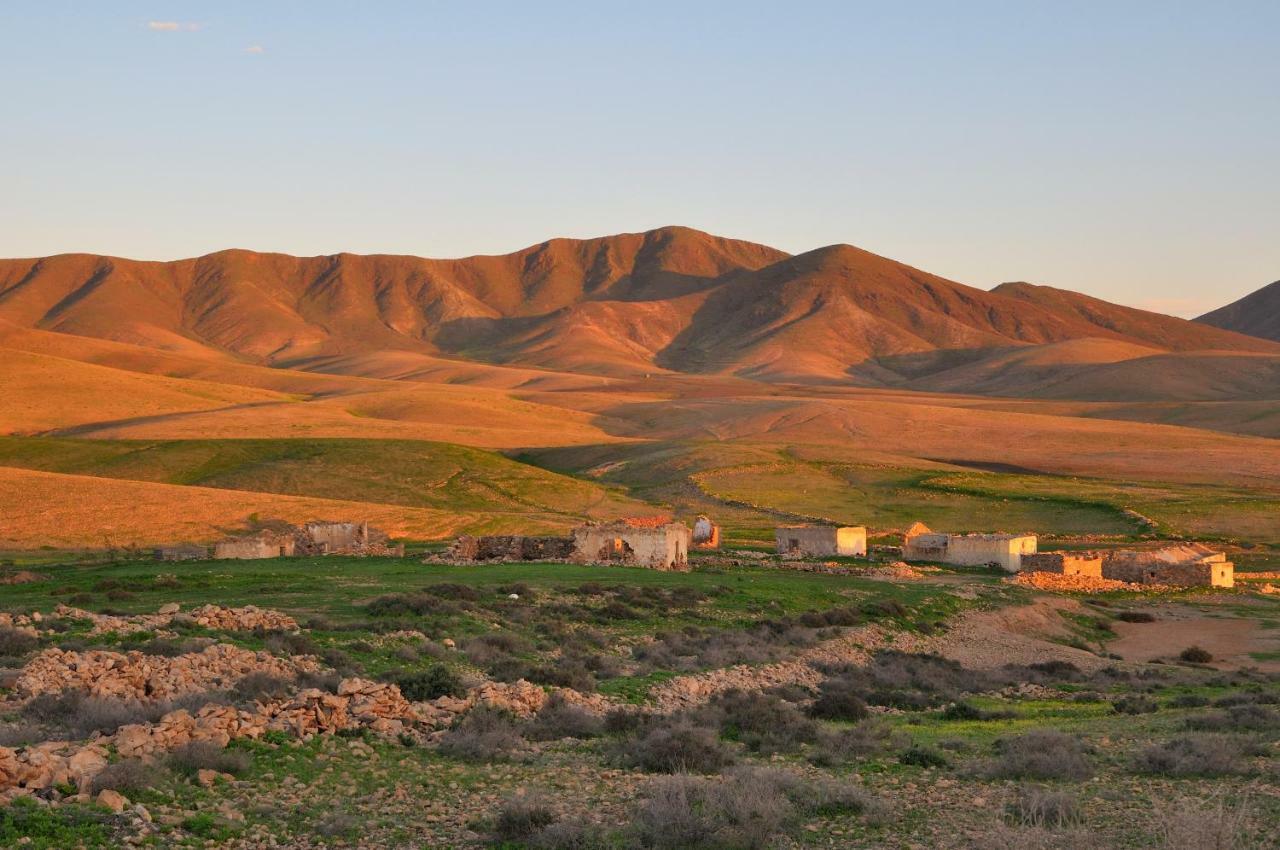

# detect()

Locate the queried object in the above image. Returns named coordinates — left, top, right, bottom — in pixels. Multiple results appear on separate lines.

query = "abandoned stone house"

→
left=902, top=522, right=1037, bottom=572
left=1020, top=552, right=1103, bottom=577
left=692, top=515, right=721, bottom=550
left=443, top=518, right=693, bottom=571
left=1101, top=544, right=1234, bottom=588
left=297, top=521, right=399, bottom=556
left=774, top=525, right=867, bottom=558
left=572, top=519, right=692, bottom=571
left=153, top=544, right=209, bottom=562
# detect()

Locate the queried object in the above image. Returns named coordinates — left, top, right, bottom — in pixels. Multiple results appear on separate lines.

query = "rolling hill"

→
left=1196, top=280, right=1280, bottom=342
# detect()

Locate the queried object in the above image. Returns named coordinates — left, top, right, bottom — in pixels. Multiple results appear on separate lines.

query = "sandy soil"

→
left=1108, top=606, right=1280, bottom=671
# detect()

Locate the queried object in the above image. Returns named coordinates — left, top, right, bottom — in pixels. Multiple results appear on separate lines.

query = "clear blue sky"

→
left=2, top=2, right=1277, bottom=316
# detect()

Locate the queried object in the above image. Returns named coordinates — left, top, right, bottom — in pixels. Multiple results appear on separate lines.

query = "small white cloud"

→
left=243, top=44, right=265, bottom=54
left=147, top=21, right=201, bottom=32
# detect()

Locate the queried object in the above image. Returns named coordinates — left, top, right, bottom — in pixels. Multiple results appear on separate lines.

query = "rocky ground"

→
left=0, top=555, right=1277, bottom=848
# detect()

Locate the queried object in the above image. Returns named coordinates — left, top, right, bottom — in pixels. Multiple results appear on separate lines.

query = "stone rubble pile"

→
left=15, top=644, right=317, bottom=700
left=24, top=603, right=300, bottom=636
left=0, top=677, right=432, bottom=803
left=468, top=679, right=548, bottom=717
left=186, top=605, right=299, bottom=632
left=1009, top=572, right=1173, bottom=594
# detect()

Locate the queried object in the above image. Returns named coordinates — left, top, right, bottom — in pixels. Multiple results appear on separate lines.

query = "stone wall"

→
left=213, top=538, right=290, bottom=560
left=774, top=526, right=866, bottom=557
left=571, top=522, right=691, bottom=571
left=1102, top=549, right=1234, bottom=588
left=1021, top=552, right=1103, bottom=577
left=447, top=535, right=576, bottom=562
left=154, top=545, right=208, bottom=562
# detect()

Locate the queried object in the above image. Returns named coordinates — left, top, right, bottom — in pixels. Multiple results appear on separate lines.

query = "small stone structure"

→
left=154, top=544, right=209, bottom=562
left=212, top=520, right=400, bottom=560
left=774, top=525, right=867, bottom=558
left=213, top=536, right=295, bottom=560
left=1021, top=552, right=1103, bottom=577
left=902, top=522, right=1036, bottom=572
left=692, top=515, right=722, bottom=550
left=1102, top=544, right=1233, bottom=588
left=571, top=518, right=691, bottom=571
left=446, top=535, right=576, bottom=562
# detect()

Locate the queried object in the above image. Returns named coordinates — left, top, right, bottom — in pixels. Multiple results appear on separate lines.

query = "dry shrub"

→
left=167, top=741, right=251, bottom=777
left=701, top=688, right=817, bottom=754
left=438, top=707, right=525, bottom=762
left=0, top=721, right=42, bottom=747
left=627, top=767, right=885, bottom=849
left=1180, top=646, right=1214, bottom=664
left=628, top=771, right=793, bottom=850
left=1132, top=735, right=1249, bottom=777
left=1111, top=694, right=1159, bottom=715
left=1117, top=610, right=1156, bottom=623
left=233, top=672, right=293, bottom=703
left=490, top=792, right=556, bottom=844
left=1007, top=785, right=1084, bottom=829
left=619, top=721, right=735, bottom=774
left=524, top=693, right=604, bottom=741
left=1155, top=793, right=1265, bottom=850
left=984, top=730, right=1091, bottom=781
left=0, top=627, right=39, bottom=658
left=90, top=758, right=166, bottom=794
left=809, top=720, right=901, bottom=766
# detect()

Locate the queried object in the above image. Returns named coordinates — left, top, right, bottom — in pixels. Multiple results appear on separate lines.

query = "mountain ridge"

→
left=1, top=227, right=1275, bottom=396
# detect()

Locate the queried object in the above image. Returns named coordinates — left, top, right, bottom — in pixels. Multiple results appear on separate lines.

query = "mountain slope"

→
left=1196, top=280, right=1280, bottom=342
left=1, top=228, right=1273, bottom=393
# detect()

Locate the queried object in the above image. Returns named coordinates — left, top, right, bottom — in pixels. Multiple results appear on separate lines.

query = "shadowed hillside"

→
left=1197, top=280, right=1280, bottom=342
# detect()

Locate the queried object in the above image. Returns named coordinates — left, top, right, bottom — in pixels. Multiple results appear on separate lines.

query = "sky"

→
left=1, top=2, right=1277, bottom=317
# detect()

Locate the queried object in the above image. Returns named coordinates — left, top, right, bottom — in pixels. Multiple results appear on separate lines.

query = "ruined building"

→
left=692, top=515, right=721, bottom=550
left=774, top=525, right=867, bottom=558
left=902, top=522, right=1037, bottom=572
left=212, top=520, right=399, bottom=560
left=1101, top=544, right=1233, bottom=588
left=445, top=535, right=576, bottom=562
left=1021, top=552, right=1103, bottom=577
left=571, top=518, right=692, bottom=571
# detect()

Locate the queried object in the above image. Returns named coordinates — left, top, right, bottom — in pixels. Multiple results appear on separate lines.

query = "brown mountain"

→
left=1196, top=280, right=1280, bottom=342
left=1, top=227, right=1274, bottom=395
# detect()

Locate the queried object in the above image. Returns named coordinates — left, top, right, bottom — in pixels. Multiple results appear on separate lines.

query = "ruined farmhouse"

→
left=153, top=544, right=210, bottom=562
left=210, top=520, right=398, bottom=561
left=1102, top=544, right=1234, bottom=588
left=902, top=522, right=1037, bottom=572
left=443, top=517, right=694, bottom=571
left=571, top=518, right=691, bottom=571
left=775, top=525, right=867, bottom=558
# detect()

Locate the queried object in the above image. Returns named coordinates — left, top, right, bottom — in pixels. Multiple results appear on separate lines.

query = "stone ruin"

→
left=209, top=520, right=402, bottom=561
left=571, top=518, right=691, bottom=571
left=1020, top=544, right=1233, bottom=588
left=153, top=544, right=209, bottom=562
left=902, top=521, right=1037, bottom=573
left=1020, top=552, right=1103, bottom=578
left=437, top=517, right=693, bottom=571
left=445, top=535, right=576, bottom=562
left=774, top=525, right=867, bottom=558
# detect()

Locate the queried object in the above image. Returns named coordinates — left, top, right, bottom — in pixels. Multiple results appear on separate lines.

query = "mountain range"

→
left=0, top=226, right=1276, bottom=402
